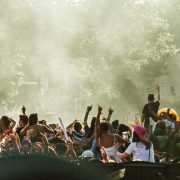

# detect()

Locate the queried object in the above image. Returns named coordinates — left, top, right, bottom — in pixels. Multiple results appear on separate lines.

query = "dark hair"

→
left=1, top=116, right=11, bottom=127
left=56, top=143, right=67, bottom=156
left=133, top=131, right=151, bottom=149
left=100, top=122, right=109, bottom=134
left=154, top=121, right=166, bottom=136
left=74, top=122, right=82, bottom=132
left=19, top=115, right=28, bottom=125
left=148, top=94, right=154, bottom=101
left=49, top=124, right=56, bottom=129
left=29, top=114, right=38, bottom=126
left=112, top=120, right=119, bottom=131
left=117, top=124, right=129, bottom=136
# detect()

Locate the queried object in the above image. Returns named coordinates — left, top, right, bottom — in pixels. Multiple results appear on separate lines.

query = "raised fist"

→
left=109, top=107, right=114, bottom=114
left=98, top=106, right=103, bottom=113
left=87, top=105, right=92, bottom=112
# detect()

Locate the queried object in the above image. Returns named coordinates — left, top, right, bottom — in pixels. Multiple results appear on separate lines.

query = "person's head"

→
left=55, top=143, right=67, bottom=156
left=133, top=125, right=150, bottom=149
left=100, top=122, right=110, bottom=134
left=133, top=126, right=147, bottom=142
left=148, top=93, right=155, bottom=102
left=1, top=116, right=11, bottom=128
left=80, top=150, right=94, bottom=159
left=112, top=120, right=119, bottom=131
left=116, top=124, right=129, bottom=136
left=74, top=121, right=82, bottom=132
left=29, top=114, right=38, bottom=126
left=154, top=121, right=166, bottom=136
left=19, top=115, right=28, bottom=127
left=159, top=112, right=167, bottom=120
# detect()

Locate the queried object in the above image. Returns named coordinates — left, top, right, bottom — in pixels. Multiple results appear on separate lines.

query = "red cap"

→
left=134, top=126, right=146, bottom=141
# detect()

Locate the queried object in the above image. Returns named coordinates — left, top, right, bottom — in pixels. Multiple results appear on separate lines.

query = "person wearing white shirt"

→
left=120, top=125, right=155, bottom=162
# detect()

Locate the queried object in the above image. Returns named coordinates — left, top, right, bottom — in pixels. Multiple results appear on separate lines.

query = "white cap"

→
left=80, top=150, right=94, bottom=158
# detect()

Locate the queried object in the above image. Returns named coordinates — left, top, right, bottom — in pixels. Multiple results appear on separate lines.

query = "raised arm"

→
left=66, top=120, right=76, bottom=131
left=83, top=105, right=92, bottom=127
left=94, top=106, right=103, bottom=139
left=125, top=112, right=135, bottom=126
left=22, top=106, right=26, bottom=115
left=20, top=123, right=29, bottom=135
left=106, top=107, right=114, bottom=123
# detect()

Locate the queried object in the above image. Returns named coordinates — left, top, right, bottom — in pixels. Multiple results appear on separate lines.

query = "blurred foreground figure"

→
left=0, top=156, right=103, bottom=180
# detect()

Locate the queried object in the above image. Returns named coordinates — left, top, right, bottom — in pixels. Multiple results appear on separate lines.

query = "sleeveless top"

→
left=99, top=135, right=121, bottom=163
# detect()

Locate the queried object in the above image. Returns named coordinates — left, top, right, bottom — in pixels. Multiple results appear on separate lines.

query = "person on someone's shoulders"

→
left=141, top=85, right=160, bottom=129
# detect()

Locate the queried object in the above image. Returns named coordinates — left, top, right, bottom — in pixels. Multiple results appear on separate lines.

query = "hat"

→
left=134, top=126, right=146, bottom=141
left=80, top=150, right=94, bottom=158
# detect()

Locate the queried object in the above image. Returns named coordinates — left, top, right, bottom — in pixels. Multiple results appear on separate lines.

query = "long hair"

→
left=132, top=131, right=151, bottom=149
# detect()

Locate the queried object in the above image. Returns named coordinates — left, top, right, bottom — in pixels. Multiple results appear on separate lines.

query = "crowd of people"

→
left=0, top=85, right=179, bottom=165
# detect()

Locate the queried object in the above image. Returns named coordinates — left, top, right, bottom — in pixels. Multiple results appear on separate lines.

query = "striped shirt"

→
left=71, top=131, right=85, bottom=142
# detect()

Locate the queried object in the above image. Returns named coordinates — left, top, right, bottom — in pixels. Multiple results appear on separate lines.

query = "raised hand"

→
left=109, top=107, right=114, bottom=115
left=157, top=85, right=160, bottom=91
left=102, top=117, right=108, bottom=121
left=87, top=105, right=92, bottom=112
left=22, top=106, right=26, bottom=115
left=167, top=108, right=171, bottom=114
left=98, top=105, right=103, bottom=113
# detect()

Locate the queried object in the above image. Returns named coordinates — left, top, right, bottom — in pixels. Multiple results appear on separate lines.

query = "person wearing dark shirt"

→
left=16, top=115, right=29, bottom=142
left=142, top=85, right=160, bottom=129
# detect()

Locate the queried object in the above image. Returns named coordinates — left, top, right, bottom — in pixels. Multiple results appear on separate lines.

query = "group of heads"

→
left=19, top=113, right=42, bottom=127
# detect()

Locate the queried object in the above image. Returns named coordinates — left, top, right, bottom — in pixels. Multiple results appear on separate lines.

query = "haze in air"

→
left=0, top=0, right=179, bottom=125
